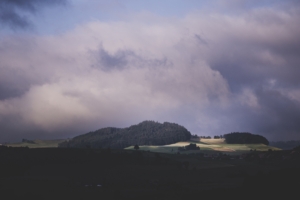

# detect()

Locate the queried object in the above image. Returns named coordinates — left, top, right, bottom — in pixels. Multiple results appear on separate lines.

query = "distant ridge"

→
left=270, top=140, right=300, bottom=150
left=59, top=121, right=191, bottom=149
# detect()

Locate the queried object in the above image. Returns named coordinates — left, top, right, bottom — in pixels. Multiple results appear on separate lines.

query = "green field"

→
left=7, top=139, right=66, bottom=148
left=6, top=138, right=282, bottom=154
left=125, top=138, right=281, bottom=154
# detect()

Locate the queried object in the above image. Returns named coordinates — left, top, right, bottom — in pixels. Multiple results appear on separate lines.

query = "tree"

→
left=134, top=144, right=139, bottom=150
left=224, top=132, right=269, bottom=145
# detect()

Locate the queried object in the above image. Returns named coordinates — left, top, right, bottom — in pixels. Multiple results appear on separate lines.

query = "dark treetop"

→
left=59, top=121, right=191, bottom=149
left=224, top=132, right=269, bottom=145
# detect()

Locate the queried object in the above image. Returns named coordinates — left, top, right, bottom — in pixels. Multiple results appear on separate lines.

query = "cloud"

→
left=1, top=1, right=300, bottom=142
left=92, top=47, right=169, bottom=71
left=0, top=0, right=67, bottom=30
left=255, top=88, right=300, bottom=136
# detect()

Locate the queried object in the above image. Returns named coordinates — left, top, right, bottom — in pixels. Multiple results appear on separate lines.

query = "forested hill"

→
left=58, top=121, right=191, bottom=149
left=224, top=132, right=269, bottom=145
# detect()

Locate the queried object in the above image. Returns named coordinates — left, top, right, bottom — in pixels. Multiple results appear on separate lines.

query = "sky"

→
left=0, top=0, right=300, bottom=142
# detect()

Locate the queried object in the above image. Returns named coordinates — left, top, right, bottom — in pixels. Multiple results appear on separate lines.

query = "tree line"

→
left=59, top=121, right=191, bottom=149
left=223, top=132, right=269, bottom=145
left=191, top=135, right=224, bottom=139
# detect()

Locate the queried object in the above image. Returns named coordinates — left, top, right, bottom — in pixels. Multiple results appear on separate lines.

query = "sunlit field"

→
left=7, top=139, right=66, bottom=148
left=6, top=138, right=281, bottom=153
left=125, top=138, right=281, bottom=155
left=200, top=138, right=226, bottom=144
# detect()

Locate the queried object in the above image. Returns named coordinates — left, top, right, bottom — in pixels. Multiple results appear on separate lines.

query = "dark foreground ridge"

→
left=1, top=145, right=300, bottom=200
left=59, top=121, right=191, bottom=149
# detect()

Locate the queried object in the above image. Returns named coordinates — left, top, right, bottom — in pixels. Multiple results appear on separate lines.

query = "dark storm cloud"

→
left=210, top=49, right=299, bottom=136
left=218, top=0, right=300, bottom=11
left=255, top=89, right=300, bottom=134
left=0, top=80, right=28, bottom=100
left=93, top=47, right=170, bottom=71
left=96, top=48, right=131, bottom=71
left=185, top=4, right=300, bottom=140
left=0, top=62, right=34, bottom=100
left=0, top=114, right=92, bottom=143
left=209, top=49, right=273, bottom=92
left=0, top=0, right=67, bottom=29
left=0, top=115, right=41, bottom=143
left=208, top=11, right=300, bottom=92
left=195, top=34, right=208, bottom=46
left=225, top=88, right=300, bottom=141
left=0, top=36, right=52, bottom=101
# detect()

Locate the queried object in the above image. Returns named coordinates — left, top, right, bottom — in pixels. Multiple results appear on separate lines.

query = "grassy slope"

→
left=125, top=138, right=281, bottom=154
left=6, top=138, right=281, bottom=154
left=7, top=139, right=66, bottom=148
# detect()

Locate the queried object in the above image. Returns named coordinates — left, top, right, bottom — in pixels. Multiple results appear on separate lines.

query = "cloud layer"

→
left=1, top=1, right=300, bottom=142
left=0, top=0, right=67, bottom=29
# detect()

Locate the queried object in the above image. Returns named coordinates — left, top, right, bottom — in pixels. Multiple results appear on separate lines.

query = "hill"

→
left=59, top=121, right=191, bottom=149
left=224, top=132, right=269, bottom=145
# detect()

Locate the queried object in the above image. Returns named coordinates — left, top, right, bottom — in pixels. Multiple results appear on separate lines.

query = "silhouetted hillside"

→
left=59, top=121, right=191, bottom=149
left=293, top=145, right=300, bottom=152
left=270, top=140, right=300, bottom=150
left=224, top=132, right=269, bottom=145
